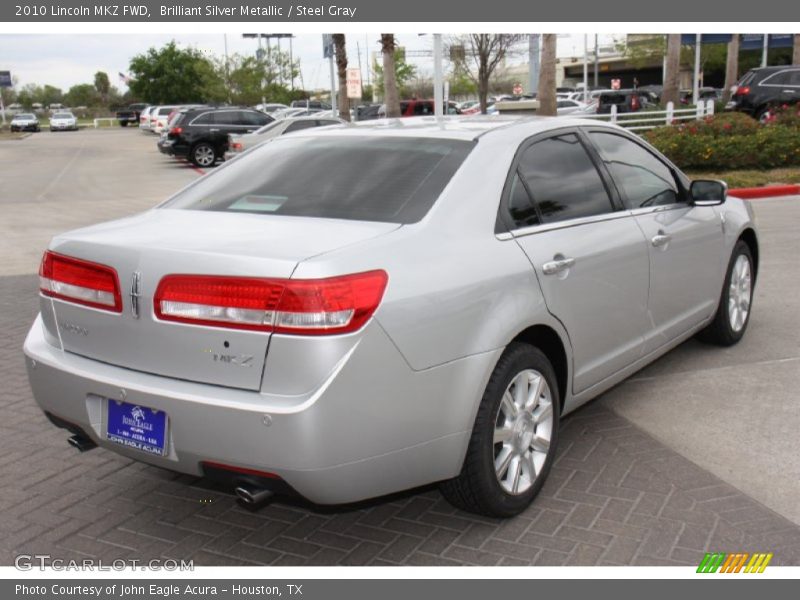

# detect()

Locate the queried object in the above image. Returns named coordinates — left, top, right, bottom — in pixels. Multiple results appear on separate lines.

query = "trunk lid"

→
left=46, top=209, right=399, bottom=390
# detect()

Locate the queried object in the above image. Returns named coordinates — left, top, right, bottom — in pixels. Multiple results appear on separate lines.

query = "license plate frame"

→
left=106, top=399, right=168, bottom=456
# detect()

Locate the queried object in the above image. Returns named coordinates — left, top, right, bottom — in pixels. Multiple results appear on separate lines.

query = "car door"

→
left=502, top=130, right=651, bottom=394
left=586, top=130, right=724, bottom=353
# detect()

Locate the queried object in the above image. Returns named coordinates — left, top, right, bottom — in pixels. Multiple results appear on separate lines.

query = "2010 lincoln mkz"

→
left=24, top=117, right=758, bottom=516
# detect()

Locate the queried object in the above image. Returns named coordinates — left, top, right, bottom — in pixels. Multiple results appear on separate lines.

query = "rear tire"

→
left=697, top=240, right=754, bottom=346
left=191, top=142, right=217, bottom=168
left=440, top=343, right=559, bottom=517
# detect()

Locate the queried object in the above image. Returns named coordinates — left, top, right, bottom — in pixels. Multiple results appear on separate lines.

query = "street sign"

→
left=346, top=68, right=362, bottom=99
left=0, top=71, right=11, bottom=88
left=322, top=34, right=334, bottom=59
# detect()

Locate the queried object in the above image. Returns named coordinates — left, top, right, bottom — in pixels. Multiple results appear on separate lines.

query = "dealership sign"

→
left=679, top=34, right=794, bottom=49
left=0, top=71, right=11, bottom=87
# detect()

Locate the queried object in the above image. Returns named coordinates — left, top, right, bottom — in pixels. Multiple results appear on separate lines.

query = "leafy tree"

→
left=16, top=84, right=42, bottom=108
left=128, top=41, right=225, bottom=104
left=41, top=85, right=63, bottom=107
left=220, top=52, right=300, bottom=106
left=64, top=84, right=99, bottom=108
left=374, top=44, right=416, bottom=99
left=449, top=34, right=524, bottom=113
left=94, top=71, right=111, bottom=103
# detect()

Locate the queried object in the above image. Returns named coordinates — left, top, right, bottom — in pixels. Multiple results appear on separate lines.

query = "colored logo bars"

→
left=697, top=552, right=773, bottom=573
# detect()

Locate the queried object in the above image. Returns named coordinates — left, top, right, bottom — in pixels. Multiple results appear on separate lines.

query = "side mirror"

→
left=690, top=179, right=727, bottom=206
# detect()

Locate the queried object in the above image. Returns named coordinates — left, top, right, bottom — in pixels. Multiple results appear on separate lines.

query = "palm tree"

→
left=332, top=34, right=350, bottom=121
left=723, top=35, right=740, bottom=104
left=537, top=34, right=557, bottom=116
left=381, top=34, right=401, bottom=118
left=662, top=34, right=681, bottom=108
left=793, top=34, right=800, bottom=65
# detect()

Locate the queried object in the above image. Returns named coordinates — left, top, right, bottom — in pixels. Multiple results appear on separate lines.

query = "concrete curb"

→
left=729, top=185, right=800, bottom=199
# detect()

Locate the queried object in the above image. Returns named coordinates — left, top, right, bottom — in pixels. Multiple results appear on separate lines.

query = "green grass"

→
left=686, top=168, right=800, bottom=189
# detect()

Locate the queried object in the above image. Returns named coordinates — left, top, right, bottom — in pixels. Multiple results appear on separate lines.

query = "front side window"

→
left=589, top=132, right=680, bottom=209
left=161, top=136, right=474, bottom=224
left=517, top=133, right=614, bottom=223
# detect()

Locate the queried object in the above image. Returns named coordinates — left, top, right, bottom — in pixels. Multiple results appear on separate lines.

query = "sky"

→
left=0, top=33, right=618, bottom=93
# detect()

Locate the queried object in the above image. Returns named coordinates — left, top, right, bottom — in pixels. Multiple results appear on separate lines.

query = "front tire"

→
left=191, top=142, right=217, bottom=168
left=698, top=240, right=754, bottom=346
left=440, top=343, right=559, bottom=517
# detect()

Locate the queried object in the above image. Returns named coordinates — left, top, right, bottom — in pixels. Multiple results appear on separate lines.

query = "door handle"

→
left=209, top=128, right=219, bottom=132
left=651, top=233, right=672, bottom=247
left=783, top=90, right=796, bottom=94
left=542, top=257, right=576, bottom=275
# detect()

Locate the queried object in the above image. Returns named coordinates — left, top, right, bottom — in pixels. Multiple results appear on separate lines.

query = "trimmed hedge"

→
left=643, top=110, right=800, bottom=171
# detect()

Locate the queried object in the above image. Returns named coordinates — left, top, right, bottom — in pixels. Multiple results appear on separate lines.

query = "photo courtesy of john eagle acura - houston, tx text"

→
left=24, top=117, right=758, bottom=517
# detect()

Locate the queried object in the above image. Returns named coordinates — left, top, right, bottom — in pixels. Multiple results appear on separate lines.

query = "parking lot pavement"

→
left=0, top=128, right=198, bottom=277
left=598, top=197, right=800, bottom=526
left=1, top=130, right=799, bottom=566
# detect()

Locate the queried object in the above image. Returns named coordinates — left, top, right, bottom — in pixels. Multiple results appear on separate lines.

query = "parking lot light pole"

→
left=761, top=34, right=769, bottom=67
left=693, top=33, right=701, bottom=106
left=583, top=35, right=589, bottom=104
left=433, top=34, right=443, bottom=118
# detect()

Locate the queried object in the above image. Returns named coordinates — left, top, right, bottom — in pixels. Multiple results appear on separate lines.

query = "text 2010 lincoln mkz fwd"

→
left=24, top=117, right=758, bottom=517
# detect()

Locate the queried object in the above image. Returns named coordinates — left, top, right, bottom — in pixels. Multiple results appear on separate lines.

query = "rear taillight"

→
left=39, top=251, right=122, bottom=313
left=169, top=126, right=183, bottom=135
left=154, top=271, right=388, bottom=335
left=734, top=86, right=750, bottom=96
left=232, top=142, right=243, bottom=151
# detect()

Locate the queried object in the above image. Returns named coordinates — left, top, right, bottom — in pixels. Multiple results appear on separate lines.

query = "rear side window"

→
left=517, top=134, right=614, bottom=223
left=191, top=112, right=215, bottom=125
left=161, top=136, right=474, bottom=224
left=589, top=132, right=680, bottom=209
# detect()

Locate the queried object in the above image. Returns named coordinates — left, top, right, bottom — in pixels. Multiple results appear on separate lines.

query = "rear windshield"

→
left=161, top=136, right=474, bottom=224
left=53, top=113, right=72, bottom=119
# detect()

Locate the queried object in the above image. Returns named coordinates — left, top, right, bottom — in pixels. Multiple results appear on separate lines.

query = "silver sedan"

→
left=24, top=117, right=758, bottom=516
left=224, top=116, right=344, bottom=161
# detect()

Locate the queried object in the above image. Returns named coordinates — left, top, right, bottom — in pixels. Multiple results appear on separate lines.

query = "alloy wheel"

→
left=728, top=254, right=752, bottom=332
left=493, top=369, right=554, bottom=495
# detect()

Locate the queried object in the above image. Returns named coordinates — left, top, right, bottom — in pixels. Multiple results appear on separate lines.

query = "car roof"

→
left=285, top=115, right=621, bottom=143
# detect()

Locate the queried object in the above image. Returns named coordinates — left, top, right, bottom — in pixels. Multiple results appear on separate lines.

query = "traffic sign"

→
left=346, top=68, right=362, bottom=99
left=322, top=34, right=334, bottom=59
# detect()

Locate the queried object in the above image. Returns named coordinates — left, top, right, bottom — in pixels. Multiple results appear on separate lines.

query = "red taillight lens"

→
left=169, top=126, right=183, bottom=135
left=154, top=271, right=388, bottom=335
left=232, top=142, right=243, bottom=151
left=735, top=86, right=750, bottom=96
left=39, top=251, right=122, bottom=313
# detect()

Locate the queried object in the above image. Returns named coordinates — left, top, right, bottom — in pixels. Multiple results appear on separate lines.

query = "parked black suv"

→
left=157, top=107, right=273, bottom=167
left=596, top=90, right=649, bottom=114
left=728, top=65, right=800, bottom=121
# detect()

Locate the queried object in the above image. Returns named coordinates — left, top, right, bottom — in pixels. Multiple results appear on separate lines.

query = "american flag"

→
left=118, top=72, right=132, bottom=84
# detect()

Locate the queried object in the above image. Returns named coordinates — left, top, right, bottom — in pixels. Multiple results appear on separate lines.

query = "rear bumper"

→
left=24, top=314, right=497, bottom=504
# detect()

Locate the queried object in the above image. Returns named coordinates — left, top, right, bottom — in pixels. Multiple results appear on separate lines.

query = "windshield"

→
left=161, top=135, right=474, bottom=224
left=15, top=114, right=35, bottom=119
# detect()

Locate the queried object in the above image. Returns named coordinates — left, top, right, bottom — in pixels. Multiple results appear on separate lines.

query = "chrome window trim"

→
left=496, top=203, right=690, bottom=241
left=503, top=210, right=633, bottom=240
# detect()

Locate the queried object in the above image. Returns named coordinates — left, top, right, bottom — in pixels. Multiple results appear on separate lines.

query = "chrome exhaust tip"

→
left=234, top=484, right=274, bottom=507
left=68, top=434, right=97, bottom=452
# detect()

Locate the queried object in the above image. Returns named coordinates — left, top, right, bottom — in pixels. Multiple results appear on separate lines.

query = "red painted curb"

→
left=729, top=185, right=800, bottom=199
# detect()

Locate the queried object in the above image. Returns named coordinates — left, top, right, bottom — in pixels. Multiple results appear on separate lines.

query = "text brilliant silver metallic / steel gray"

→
left=23, top=116, right=759, bottom=515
